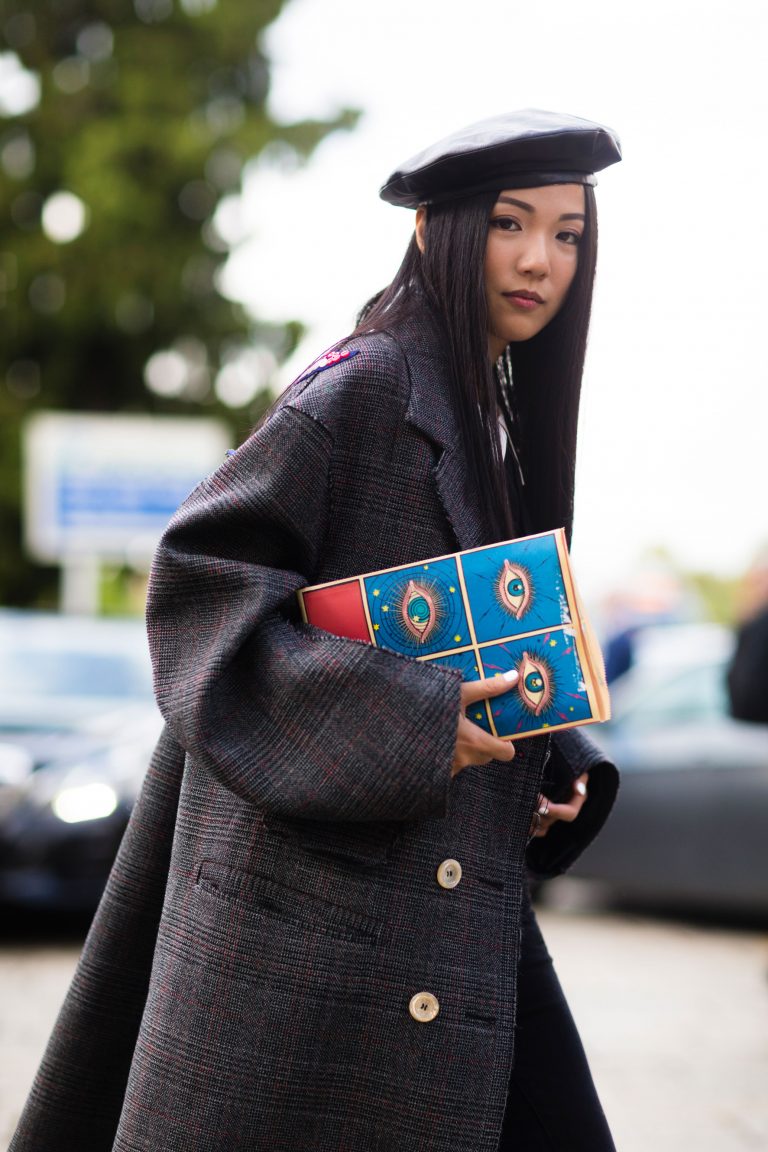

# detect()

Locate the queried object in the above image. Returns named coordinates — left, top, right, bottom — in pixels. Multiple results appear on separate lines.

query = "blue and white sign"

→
left=24, top=412, right=230, bottom=563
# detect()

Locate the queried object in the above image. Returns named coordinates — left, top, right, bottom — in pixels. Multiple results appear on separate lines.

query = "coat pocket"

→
left=262, top=813, right=402, bottom=868
left=195, top=859, right=383, bottom=946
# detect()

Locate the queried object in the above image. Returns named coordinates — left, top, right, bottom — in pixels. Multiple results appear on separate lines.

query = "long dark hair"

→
left=352, top=185, right=598, bottom=545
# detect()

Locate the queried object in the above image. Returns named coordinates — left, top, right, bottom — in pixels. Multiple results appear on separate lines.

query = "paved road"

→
left=2, top=889, right=767, bottom=1150
left=540, top=884, right=768, bottom=1152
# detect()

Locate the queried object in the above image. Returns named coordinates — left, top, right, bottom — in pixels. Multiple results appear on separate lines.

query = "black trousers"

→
left=497, top=893, right=616, bottom=1151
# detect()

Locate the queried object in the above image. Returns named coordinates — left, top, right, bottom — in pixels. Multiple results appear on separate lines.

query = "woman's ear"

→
left=415, top=205, right=427, bottom=253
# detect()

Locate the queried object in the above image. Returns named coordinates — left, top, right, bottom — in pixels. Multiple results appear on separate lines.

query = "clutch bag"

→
left=297, top=528, right=610, bottom=741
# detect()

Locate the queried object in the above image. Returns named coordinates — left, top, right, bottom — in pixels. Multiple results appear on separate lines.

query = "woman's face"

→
left=483, top=183, right=585, bottom=360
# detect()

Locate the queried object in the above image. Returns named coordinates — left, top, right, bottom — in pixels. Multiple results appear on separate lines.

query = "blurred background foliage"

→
left=0, top=0, right=357, bottom=607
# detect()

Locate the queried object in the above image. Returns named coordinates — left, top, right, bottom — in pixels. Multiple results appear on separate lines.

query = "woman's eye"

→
left=491, top=216, right=521, bottom=232
left=557, top=230, right=582, bottom=246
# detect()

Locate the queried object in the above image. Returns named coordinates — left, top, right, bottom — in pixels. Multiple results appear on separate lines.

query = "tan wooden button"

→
left=409, top=992, right=440, bottom=1023
left=436, top=858, right=462, bottom=889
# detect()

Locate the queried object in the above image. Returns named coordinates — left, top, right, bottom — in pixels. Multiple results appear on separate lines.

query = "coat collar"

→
left=388, top=303, right=492, bottom=552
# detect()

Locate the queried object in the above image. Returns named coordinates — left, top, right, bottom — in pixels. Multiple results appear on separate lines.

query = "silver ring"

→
left=537, top=797, right=550, bottom=818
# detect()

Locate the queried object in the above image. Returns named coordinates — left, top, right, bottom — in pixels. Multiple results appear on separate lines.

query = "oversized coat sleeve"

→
left=525, top=727, right=619, bottom=879
left=146, top=398, right=463, bottom=824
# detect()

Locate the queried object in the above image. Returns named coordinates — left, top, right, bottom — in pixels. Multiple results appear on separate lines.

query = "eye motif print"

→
left=479, top=632, right=592, bottom=735
left=400, top=580, right=437, bottom=644
left=517, top=650, right=553, bottom=716
left=497, top=560, right=532, bottom=620
left=364, top=557, right=468, bottom=657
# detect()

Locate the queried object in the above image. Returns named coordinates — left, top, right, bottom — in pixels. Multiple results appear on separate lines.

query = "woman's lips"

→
left=503, top=291, right=544, bottom=311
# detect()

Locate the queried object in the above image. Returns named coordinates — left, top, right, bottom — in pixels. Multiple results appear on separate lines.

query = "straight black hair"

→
left=352, top=185, right=598, bottom=545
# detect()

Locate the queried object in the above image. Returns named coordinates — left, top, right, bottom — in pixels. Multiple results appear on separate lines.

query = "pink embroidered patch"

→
left=319, top=349, right=352, bottom=367
left=298, top=348, right=359, bottom=382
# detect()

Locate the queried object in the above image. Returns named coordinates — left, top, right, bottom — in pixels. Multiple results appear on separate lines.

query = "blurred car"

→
left=0, top=610, right=162, bottom=912
left=569, top=623, right=768, bottom=915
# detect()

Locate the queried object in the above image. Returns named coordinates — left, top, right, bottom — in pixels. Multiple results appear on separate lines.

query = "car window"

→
left=0, top=649, right=152, bottom=699
left=0, top=622, right=154, bottom=701
left=612, top=661, right=728, bottom=732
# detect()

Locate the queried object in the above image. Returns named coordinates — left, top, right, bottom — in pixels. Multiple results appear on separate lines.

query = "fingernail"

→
left=502, top=668, right=519, bottom=682
left=575, top=781, right=587, bottom=796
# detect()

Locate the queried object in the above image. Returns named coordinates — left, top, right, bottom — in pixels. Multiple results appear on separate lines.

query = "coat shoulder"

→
left=285, top=330, right=413, bottom=437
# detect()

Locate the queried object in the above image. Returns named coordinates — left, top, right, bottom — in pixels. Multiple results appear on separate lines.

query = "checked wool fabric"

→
left=12, top=303, right=617, bottom=1152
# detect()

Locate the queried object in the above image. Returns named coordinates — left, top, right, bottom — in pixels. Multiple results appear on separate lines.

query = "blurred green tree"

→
left=0, top=0, right=356, bottom=606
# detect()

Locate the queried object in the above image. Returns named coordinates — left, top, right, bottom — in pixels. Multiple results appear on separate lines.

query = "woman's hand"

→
left=528, top=773, right=589, bottom=838
left=451, top=672, right=519, bottom=777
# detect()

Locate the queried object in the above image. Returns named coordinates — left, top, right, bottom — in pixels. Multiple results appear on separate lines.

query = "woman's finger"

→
left=552, top=773, right=590, bottom=822
left=451, top=714, right=515, bottom=775
left=456, top=722, right=515, bottom=764
left=528, top=774, right=589, bottom=836
left=460, top=670, right=518, bottom=707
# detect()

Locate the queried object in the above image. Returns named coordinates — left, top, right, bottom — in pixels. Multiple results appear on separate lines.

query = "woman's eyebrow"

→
left=497, top=196, right=534, bottom=212
left=495, top=197, right=586, bottom=224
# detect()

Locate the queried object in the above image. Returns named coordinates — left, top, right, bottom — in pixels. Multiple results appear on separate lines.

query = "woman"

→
left=13, top=110, right=621, bottom=1152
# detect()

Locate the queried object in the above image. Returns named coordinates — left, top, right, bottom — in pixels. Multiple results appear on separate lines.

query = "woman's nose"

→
left=516, top=234, right=550, bottom=277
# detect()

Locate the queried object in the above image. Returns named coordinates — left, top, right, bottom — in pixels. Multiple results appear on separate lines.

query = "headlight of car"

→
left=51, top=781, right=119, bottom=824
left=13, top=739, right=152, bottom=824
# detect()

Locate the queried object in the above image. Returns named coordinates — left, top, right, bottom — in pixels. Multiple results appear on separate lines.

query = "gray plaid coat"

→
left=12, top=307, right=617, bottom=1152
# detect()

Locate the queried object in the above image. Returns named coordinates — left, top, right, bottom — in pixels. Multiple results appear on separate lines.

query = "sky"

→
left=219, top=0, right=768, bottom=604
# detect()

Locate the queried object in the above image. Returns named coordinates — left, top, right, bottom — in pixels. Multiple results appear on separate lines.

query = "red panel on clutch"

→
left=302, top=581, right=371, bottom=643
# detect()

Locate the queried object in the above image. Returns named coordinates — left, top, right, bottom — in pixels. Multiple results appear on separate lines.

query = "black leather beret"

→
left=380, top=109, right=621, bottom=208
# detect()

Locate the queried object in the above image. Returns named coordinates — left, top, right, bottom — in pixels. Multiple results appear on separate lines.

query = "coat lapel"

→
left=395, top=308, right=491, bottom=552
left=430, top=439, right=489, bottom=552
